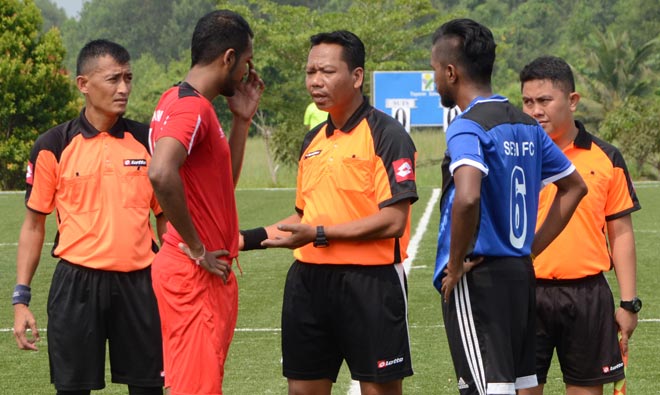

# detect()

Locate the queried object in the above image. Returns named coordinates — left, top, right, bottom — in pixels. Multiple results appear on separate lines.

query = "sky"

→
left=52, top=0, right=86, bottom=18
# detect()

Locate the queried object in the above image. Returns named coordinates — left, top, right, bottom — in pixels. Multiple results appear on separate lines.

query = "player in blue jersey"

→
left=430, top=19, right=587, bottom=395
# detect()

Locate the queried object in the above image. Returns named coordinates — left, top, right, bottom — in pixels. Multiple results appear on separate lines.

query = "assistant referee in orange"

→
left=519, top=56, right=641, bottom=395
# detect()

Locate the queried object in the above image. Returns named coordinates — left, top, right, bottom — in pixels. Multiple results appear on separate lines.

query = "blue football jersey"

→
left=433, top=96, right=574, bottom=291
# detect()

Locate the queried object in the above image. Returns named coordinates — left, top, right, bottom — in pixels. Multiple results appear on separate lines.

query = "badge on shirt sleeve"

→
left=26, top=161, right=34, bottom=185
left=393, top=158, right=415, bottom=182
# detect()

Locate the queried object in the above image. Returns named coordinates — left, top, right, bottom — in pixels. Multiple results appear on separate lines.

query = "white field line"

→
left=403, top=188, right=441, bottom=276
left=349, top=188, right=440, bottom=395
left=5, top=319, right=660, bottom=334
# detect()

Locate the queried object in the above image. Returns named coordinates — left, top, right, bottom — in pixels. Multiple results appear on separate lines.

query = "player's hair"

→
left=310, top=30, right=365, bottom=72
left=191, top=9, right=253, bottom=67
left=76, top=39, right=130, bottom=76
left=431, top=18, right=496, bottom=85
left=519, top=56, right=576, bottom=94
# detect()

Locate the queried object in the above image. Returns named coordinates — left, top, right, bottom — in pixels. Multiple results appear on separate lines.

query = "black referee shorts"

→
left=47, top=260, right=163, bottom=391
left=535, top=273, right=624, bottom=386
left=281, top=260, right=413, bottom=383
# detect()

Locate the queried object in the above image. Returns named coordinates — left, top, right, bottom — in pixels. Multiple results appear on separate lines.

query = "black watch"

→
left=313, top=225, right=329, bottom=248
left=620, top=297, right=642, bottom=313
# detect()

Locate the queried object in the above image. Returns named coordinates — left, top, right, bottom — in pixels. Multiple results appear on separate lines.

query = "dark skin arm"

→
left=148, top=137, right=231, bottom=281
left=440, top=165, right=482, bottom=302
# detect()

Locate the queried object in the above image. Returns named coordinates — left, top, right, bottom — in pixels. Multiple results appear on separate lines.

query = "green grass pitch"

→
left=1, top=182, right=658, bottom=394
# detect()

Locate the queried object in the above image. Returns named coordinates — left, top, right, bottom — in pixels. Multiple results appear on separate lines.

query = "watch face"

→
left=622, top=297, right=642, bottom=313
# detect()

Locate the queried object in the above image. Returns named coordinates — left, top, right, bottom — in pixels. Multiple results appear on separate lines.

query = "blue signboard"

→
left=372, top=71, right=444, bottom=129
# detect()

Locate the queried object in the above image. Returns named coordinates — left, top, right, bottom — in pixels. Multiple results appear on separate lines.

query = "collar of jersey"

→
left=325, top=95, right=371, bottom=137
left=79, top=108, right=126, bottom=139
left=462, top=94, right=508, bottom=114
left=572, top=120, right=592, bottom=150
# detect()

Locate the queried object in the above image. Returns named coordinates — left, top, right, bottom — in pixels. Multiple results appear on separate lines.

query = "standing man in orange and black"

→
left=12, top=39, right=165, bottom=395
left=241, top=30, right=417, bottom=395
left=519, top=56, right=641, bottom=395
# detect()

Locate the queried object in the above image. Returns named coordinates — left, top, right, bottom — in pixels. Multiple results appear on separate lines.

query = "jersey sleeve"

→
left=605, top=150, right=641, bottom=220
left=372, top=117, right=418, bottom=209
left=152, top=98, right=206, bottom=155
left=446, top=119, right=489, bottom=176
left=25, top=137, right=58, bottom=214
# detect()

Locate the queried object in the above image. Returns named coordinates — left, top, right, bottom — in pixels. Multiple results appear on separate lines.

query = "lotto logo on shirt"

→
left=123, top=159, right=147, bottom=167
left=393, top=158, right=415, bottom=183
left=26, top=161, right=34, bottom=185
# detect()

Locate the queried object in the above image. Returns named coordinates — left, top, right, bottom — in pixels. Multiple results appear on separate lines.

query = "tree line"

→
left=1, top=0, right=658, bottom=189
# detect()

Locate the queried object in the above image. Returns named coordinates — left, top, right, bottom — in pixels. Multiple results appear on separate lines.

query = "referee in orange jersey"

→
left=241, top=31, right=418, bottom=395
left=12, top=40, right=166, bottom=395
left=519, top=56, right=641, bottom=395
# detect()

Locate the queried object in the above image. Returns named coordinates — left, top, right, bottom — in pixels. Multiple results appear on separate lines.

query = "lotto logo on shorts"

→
left=377, top=357, right=404, bottom=369
left=602, top=362, right=624, bottom=374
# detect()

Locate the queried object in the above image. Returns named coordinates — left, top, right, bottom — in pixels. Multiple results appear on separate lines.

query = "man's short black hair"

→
left=432, top=18, right=496, bottom=85
left=310, top=30, right=365, bottom=72
left=191, top=9, right=253, bottom=67
left=76, top=39, right=130, bottom=76
left=519, top=56, right=576, bottom=94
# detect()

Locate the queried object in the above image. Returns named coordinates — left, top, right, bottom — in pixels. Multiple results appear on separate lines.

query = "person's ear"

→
left=76, top=75, right=88, bottom=94
left=352, top=67, right=364, bottom=90
left=568, top=91, right=580, bottom=112
left=446, top=64, right=457, bottom=84
left=222, top=48, right=236, bottom=69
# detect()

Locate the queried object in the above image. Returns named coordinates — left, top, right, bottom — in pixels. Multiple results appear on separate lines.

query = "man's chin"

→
left=441, top=98, right=455, bottom=108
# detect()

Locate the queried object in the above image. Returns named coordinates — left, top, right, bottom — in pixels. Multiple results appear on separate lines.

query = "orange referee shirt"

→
left=294, top=98, right=418, bottom=265
left=25, top=110, right=161, bottom=272
left=534, top=121, right=640, bottom=279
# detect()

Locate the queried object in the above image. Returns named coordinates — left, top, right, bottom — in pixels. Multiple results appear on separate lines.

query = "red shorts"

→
left=151, top=243, right=238, bottom=395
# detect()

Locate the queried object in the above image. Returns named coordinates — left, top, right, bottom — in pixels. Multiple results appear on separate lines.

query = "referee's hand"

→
left=615, top=307, right=638, bottom=356
left=261, top=223, right=315, bottom=250
left=13, top=304, right=40, bottom=351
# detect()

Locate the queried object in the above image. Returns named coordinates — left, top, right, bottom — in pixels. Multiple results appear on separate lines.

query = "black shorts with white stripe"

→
left=442, top=256, right=537, bottom=395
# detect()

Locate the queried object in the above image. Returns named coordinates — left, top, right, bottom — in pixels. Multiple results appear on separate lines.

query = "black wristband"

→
left=12, top=284, right=31, bottom=306
left=240, top=227, right=268, bottom=251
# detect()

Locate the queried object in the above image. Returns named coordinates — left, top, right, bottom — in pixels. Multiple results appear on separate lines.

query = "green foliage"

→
left=125, top=53, right=189, bottom=123
left=33, top=0, right=66, bottom=32
left=0, top=0, right=78, bottom=190
left=577, top=31, right=658, bottom=121
left=60, top=0, right=217, bottom=72
left=600, top=95, right=660, bottom=179
left=241, top=0, right=318, bottom=165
